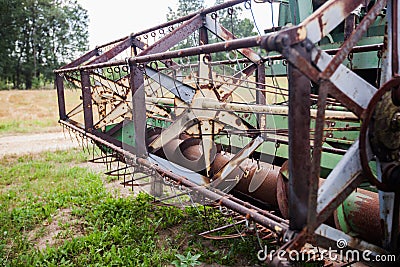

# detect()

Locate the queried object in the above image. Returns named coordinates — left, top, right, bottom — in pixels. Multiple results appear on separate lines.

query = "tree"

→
left=167, top=0, right=205, bottom=21
left=0, top=0, right=89, bottom=89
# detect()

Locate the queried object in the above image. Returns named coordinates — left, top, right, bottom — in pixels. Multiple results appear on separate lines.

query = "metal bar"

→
left=288, top=43, right=312, bottom=231
left=320, top=0, right=387, bottom=80
left=130, top=64, right=147, bottom=157
left=198, top=25, right=211, bottom=85
left=390, top=0, right=400, bottom=103
left=199, top=219, right=246, bottom=236
left=81, top=70, right=94, bottom=131
left=307, top=82, right=329, bottom=228
left=55, top=27, right=302, bottom=73
left=282, top=44, right=320, bottom=83
left=312, top=48, right=377, bottom=115
left=390, top=192, right=400, bottom=251
left=132, top=38, right=179, bottom=69
left=201, top=101, right=359, bottom=121
left=344, top=14, right=355, bottom=40
left=256, top=63, right=266, bottom=129
left=61, top=48, right=99, bottom=69
left=55, top=74, right=67, bottom=120
left=173, top=42, right=383, bottom=68
left=392, top=0, right=399, bottom=76
left=97, top=36, right=131, bottom=50
left=87, top=37, right=132, bottom=65
left=138, top=15, right=203, bottom=56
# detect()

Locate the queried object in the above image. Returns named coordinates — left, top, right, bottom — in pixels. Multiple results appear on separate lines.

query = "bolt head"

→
left=391, top=111, right=400, bottom=131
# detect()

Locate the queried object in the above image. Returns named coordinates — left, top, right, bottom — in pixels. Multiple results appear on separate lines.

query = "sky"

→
left=78, top=0, right=278, bottom=49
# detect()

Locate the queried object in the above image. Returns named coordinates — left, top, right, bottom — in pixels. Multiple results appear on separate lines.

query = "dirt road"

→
left=0, top=131, right=79, bottom=156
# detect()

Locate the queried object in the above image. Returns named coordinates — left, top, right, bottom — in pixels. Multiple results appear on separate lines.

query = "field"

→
left=0, top=89, right=80, bottom=136
left=0, top=89, right=267, bottom=266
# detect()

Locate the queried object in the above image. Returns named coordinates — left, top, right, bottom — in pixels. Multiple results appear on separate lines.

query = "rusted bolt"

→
left=305, top=41, right=313, bottom=52
left=390, top=111, right=400, bottom=131
left=279, top=34, right=290, bottom=48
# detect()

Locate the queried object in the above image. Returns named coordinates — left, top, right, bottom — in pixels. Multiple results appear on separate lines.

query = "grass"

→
left=0, top=148, right=269, bottom=266
left=0, top=89, right=81, bottom=136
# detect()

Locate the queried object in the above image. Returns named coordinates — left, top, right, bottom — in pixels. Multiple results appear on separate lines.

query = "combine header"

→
left=55, top=0, right=400, bottom=265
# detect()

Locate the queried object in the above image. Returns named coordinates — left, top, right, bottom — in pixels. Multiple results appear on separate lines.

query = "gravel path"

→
left=0, top=131, right=79, bottom=156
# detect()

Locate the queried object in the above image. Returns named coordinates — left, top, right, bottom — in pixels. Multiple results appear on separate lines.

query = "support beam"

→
left=87, top=37, right=132, bottom=65
left=129, top=64, right=147, bottom=157
left=81, top=70, right=94, bottom=131
left=55, top=74, right=67, bottom=120
left=138, top=14, right=203, bottom=56
left=288, top=43, right=312, bottom=231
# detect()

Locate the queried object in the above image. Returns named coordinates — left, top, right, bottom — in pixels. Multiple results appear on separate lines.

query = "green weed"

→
left=0, top=149, right=268, bottom=266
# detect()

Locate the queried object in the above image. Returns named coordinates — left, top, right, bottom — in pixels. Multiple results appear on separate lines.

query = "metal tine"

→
left=104, top=165, right=133, bottom=176
left=199, top=220, right=247, bottom=237
left=62, top=124, right=67, bottom=140
left=74, top=131, right=82, bottom=150
left=100, top=150, right=107, bottom=168
left=116, top=160, right=120, bottom=180
left=84, top=135, right=90, bottom=154
left=152, top=191, right=189, bottom=203
left=122, top=163, right=128, bottom=181
left=89, top=153, right=112, bottom=163
left=105, top=151, right=110, bottom=171
left=110, top=152, right=118, bottom=170
left=79, top=134, right=85, bottom=153
left=121, top=180, right=152, bottom=187
left=131, top=169, right=133, bottom=191
left=123, top=166, right=132, bottom=188
left=107, top=151, right=116, bottom=170
left=67, top=127, right=74, bottom=144
left=123, top=173, right=154, bottom=184
left=200, top=233, right=246, bottom=240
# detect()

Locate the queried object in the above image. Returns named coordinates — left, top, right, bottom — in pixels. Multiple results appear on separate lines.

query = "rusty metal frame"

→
left=287, top=42, right=312, bottom=231
left=54, top=0, right=400, bottom=263
left=81, top=70, right=94, bottom=131
left=129, top=64, right=147, bottom=157
left=55, top=74, right=67, bottom=121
